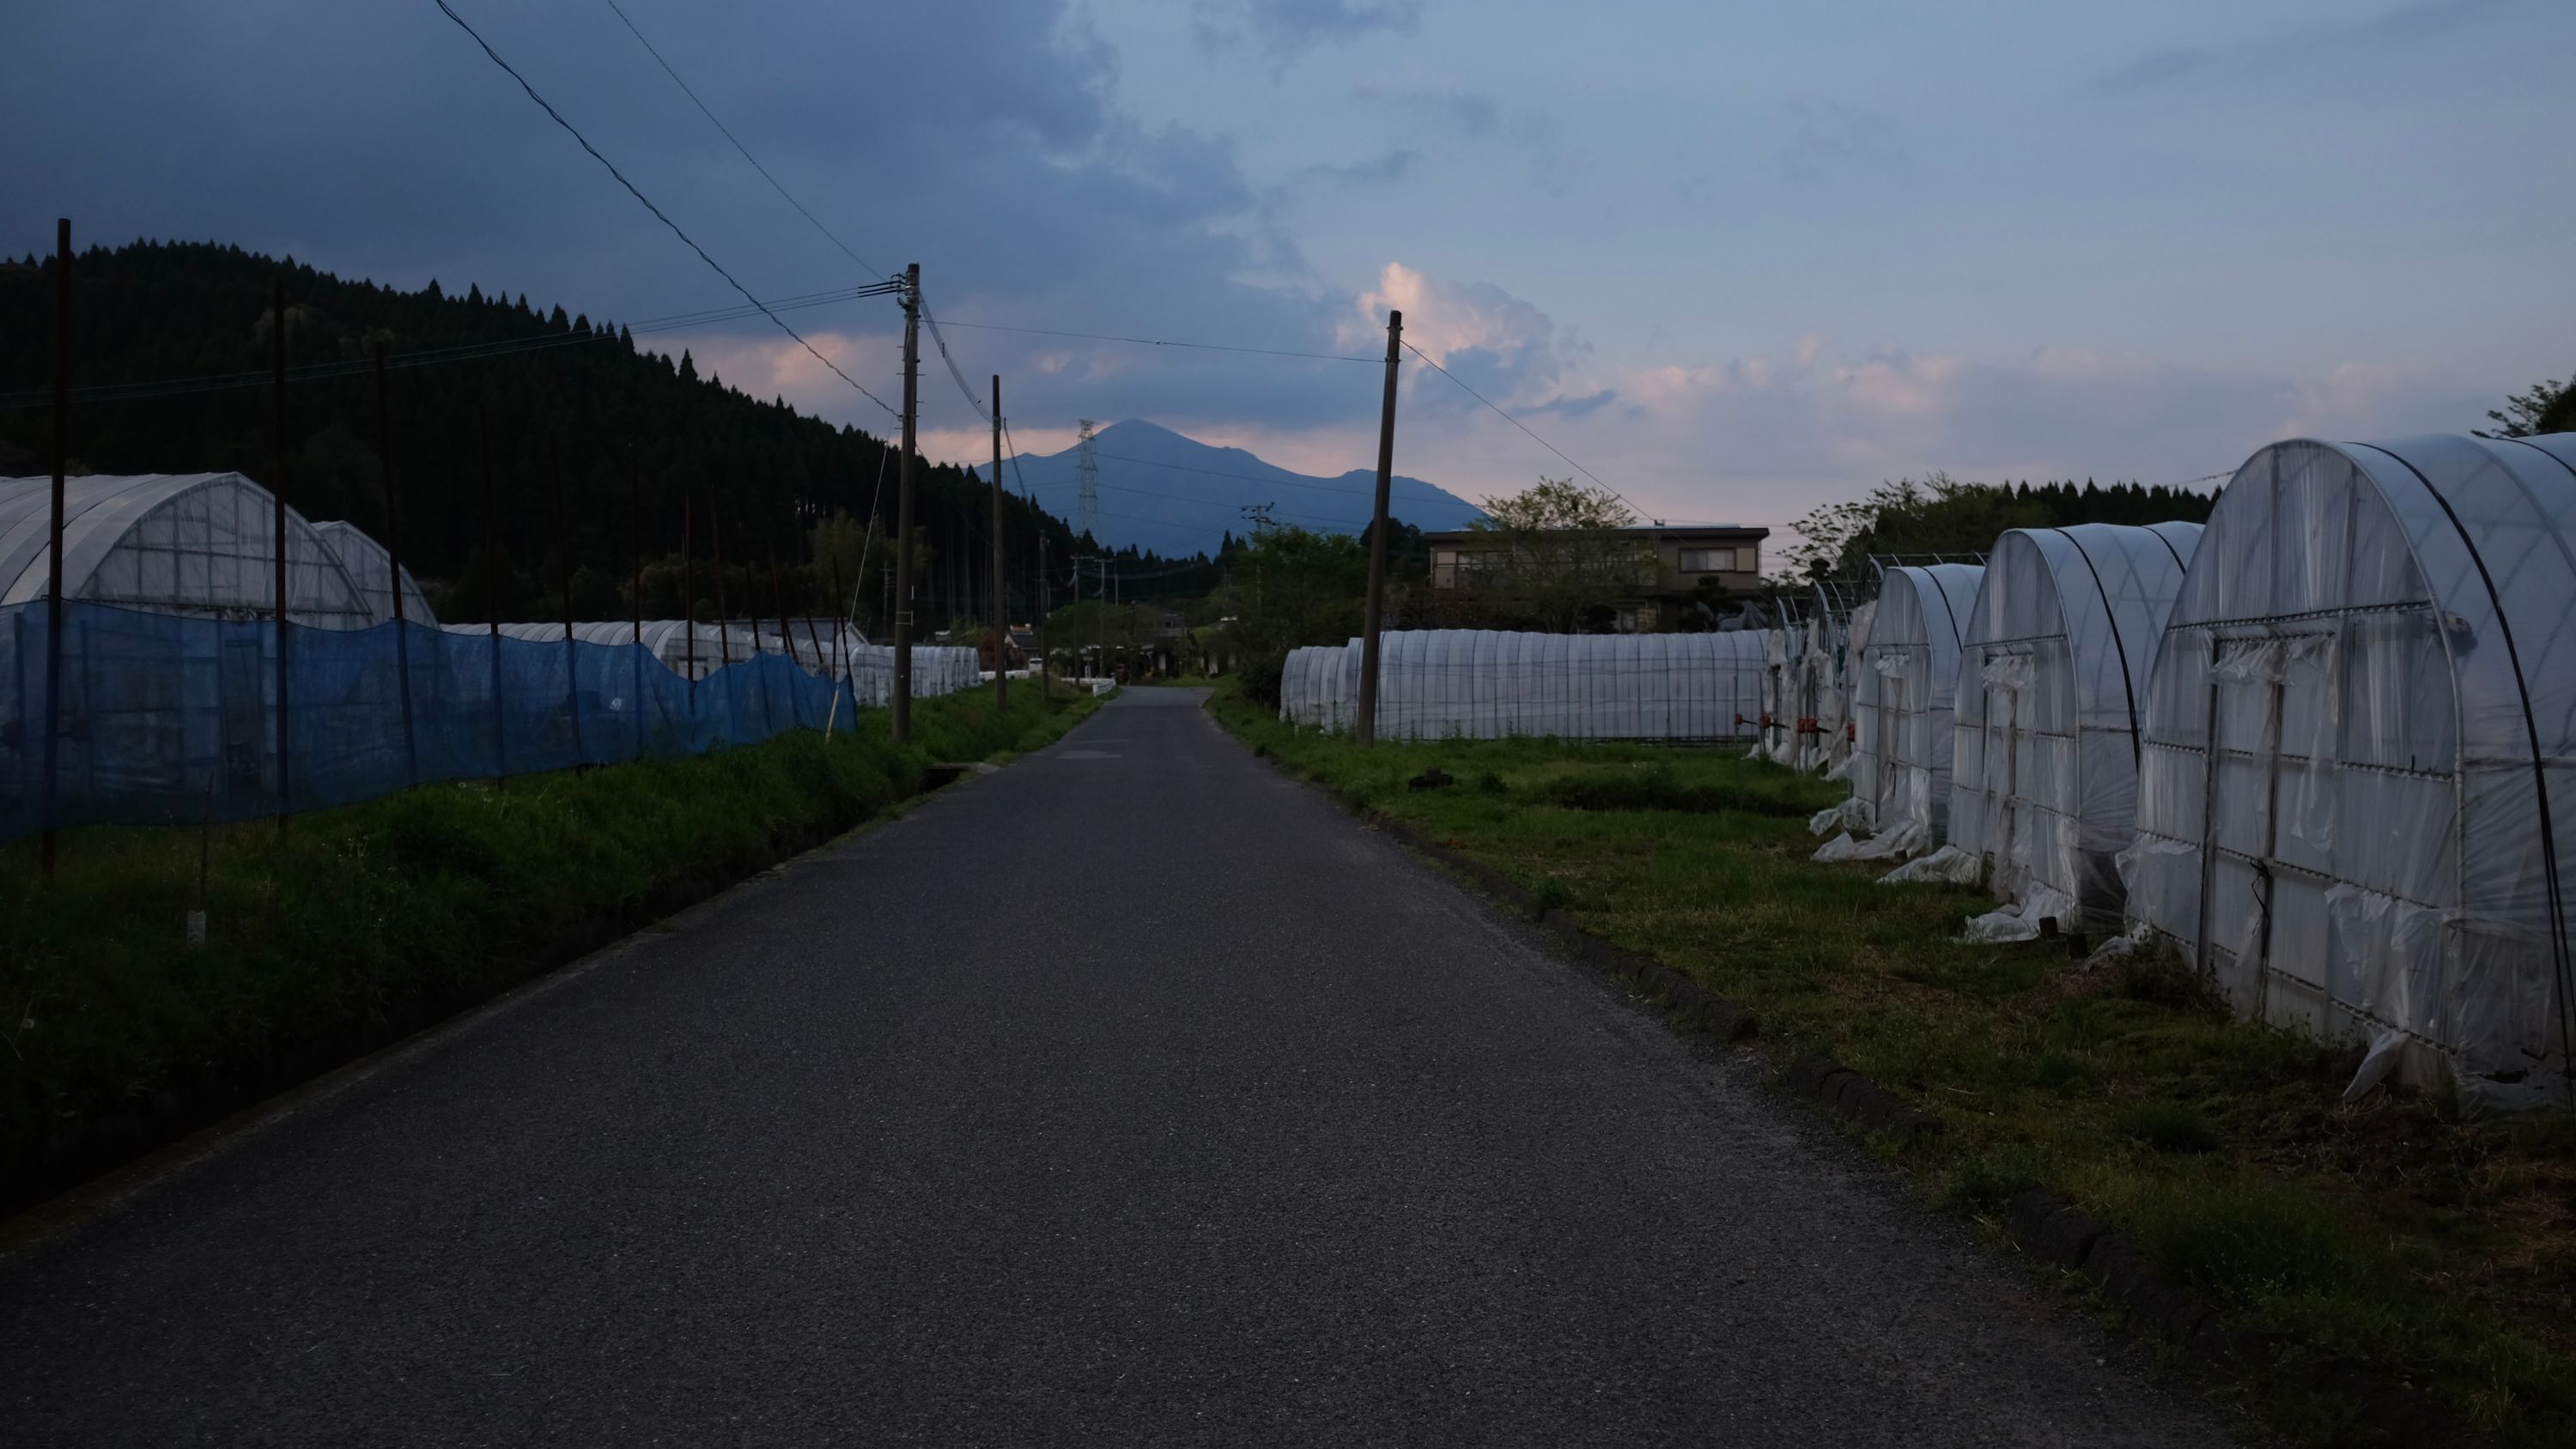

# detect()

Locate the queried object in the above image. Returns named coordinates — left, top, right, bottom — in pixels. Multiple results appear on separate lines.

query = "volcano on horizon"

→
left=980, top=419, right=1487, bottom=558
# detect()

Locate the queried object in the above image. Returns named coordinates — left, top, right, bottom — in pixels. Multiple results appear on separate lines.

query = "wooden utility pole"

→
left=271, top=274, right=295, bottom=822
left=1353, top=308, right=1403, bottom=746
left=892, top=263, right=920, bottom=742
left=39, top=218, right=69, bottom=876
left=990, top=373, right=1007, bottom=709
left=374, top=342, right=419, bottom=785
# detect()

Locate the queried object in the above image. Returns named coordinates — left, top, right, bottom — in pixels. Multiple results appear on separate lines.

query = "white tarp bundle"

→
left=1277, top=628, right=1768, bottom=741
left=1948, top=523, right=2202, bottom=933
left=0, top=473, right=374, bottom=627
left=2127, top=433, right=2576, bottom=1115
left=1828, top=564, right=1984, bottom=859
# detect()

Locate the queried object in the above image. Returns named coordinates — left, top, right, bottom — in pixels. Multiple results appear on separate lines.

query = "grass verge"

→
left=0, top=683, right=1103, bottom=1210
left=1211, top=680, right=2576, bottom=1448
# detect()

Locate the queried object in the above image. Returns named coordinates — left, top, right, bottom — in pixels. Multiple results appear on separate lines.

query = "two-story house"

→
left=1422, top=524, right=1769, bottom=632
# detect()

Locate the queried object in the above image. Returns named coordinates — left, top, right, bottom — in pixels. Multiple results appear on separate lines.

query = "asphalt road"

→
left=0, top=688, right=2248, bottom=1447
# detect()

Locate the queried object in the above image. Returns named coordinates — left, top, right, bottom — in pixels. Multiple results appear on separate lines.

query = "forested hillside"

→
left=0, top=240, right=1191, bottom=627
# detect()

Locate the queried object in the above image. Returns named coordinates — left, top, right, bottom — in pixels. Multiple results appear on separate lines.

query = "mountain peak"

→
left=990, top=421, right=1484, bottom=556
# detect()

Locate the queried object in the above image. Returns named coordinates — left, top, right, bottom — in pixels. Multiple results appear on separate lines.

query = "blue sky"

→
left=8, top=0, right=2571, bottom=545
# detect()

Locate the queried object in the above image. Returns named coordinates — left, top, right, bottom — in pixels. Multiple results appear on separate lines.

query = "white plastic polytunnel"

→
left=2127, top=433, right=2576, bottom=1116
left=1279, top=643, right=1355, bottom=729
left=1820, top=563, right=1984, bottom=860
left=1795, top=579, right=1865, bottom=774
left=1940, top=523, right=2203, bottom=939
left=1278, top=629, right=1767, bottom=740
left=0, top=473, right=372, bottom=627
left=310, top=520, right=437, bottom=627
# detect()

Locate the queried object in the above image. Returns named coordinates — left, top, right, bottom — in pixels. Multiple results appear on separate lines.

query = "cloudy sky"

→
left=9, top=0, right=2572, bottom=543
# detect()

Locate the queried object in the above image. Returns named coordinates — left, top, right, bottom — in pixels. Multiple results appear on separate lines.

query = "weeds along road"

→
left=0, top=689, right=2248, bottom=1448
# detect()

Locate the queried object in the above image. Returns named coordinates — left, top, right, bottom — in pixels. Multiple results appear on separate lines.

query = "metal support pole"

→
left=39, top=218, right=70, bottom=875
left=374, top=343, right=419, bottom=786
left=712, top=509, right=731, bottom=670
left=271, top=274, right=295, bottom=822
left=39, top=218, right=69, bottom=876
left=1354, top=308, right=1403, bottom=746
left=551, top=434, right=580, bottom=759
left=892, top=263, right=920, bottom=742
left=990, top=373, right=1007, bottom=710
left=829, top=555, right=846, bottom=697
left=631, top=454, right=646, bottom=760
left=681, top=498, right=697, bottom=701
left=480, top=407, right=505, bottom=787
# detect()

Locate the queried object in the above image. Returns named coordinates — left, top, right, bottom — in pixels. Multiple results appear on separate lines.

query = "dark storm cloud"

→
left=1, top=0, right=1388, bottom=441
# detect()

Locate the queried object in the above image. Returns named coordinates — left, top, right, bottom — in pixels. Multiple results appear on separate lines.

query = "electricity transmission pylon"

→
left=1074, top=420, right=1101, bottom=539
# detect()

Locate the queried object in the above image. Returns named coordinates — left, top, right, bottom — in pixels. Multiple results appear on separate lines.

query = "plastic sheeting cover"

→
left=1948, top=523, right=2202, bottom=931
left=0, top=598, right=891, bottom=839
left=1844, top=564, right=1984, bottom=858
left=2127, top=433, right=2576, bottom=1115
left=1278, top=629, right=1770, bottom=741
left=0, top=473, right=373, bottom=627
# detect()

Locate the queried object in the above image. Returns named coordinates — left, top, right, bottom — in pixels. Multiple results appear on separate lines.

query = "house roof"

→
left=1420, top=524, right=1767, bottom=544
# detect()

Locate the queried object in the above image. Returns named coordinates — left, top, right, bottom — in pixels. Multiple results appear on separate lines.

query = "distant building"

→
left=1422, top=524, right=1769, bottom=632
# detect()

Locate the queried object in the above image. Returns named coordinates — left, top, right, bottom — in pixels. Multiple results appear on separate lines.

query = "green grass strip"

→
left=0, top=685, right=1102, bottom=1202
left=1210, top=680, right=2576, bottom=1447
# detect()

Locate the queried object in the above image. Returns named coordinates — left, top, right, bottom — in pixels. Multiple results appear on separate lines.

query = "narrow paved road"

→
left=1, top=690, right=2245, bottom=1447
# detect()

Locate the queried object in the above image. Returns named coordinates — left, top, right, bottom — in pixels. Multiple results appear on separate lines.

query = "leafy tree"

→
left=2478, top=374, right=2575, bottom=439
left=1443, top=476, right=1659, bottom=633
left=1214, top=524, right=1371, bottom=706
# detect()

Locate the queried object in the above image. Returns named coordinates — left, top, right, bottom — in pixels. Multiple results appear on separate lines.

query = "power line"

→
left=592, top=0, right=1001, bottom=433
left=917, top=294, right=991, bottom=424
left=929, top=319, right=1380, bottom=365
left=598, top=0, right=880, bottom=279
left=432, top=0, right=902, bottom=417
left=1400, top=341, right=1649, bottom=523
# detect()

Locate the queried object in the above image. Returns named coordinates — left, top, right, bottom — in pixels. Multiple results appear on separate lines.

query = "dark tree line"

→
left=0, top=239, right=1206, bottom=628
left=1777, top=473, right=2218, bottom=583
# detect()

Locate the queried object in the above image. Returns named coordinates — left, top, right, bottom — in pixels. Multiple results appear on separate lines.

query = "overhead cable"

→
left=598, top=0, right=881, bottom=278
left=929, top=319, right=1379, bottom=365
left=1400, top=341, right=1652, bottom=523
left=432, top=0, right=900, bottom=418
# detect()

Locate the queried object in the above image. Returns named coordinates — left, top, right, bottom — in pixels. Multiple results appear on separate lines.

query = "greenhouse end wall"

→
left=1948, top=523, right=2202, bottom=934
left=2127, top=433, right=2576, bottom=1115
left=1833, top=564, right=1984, bottom=859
